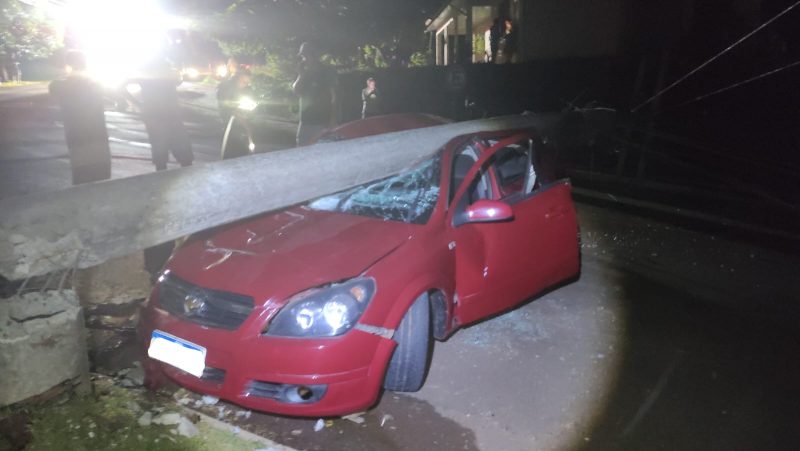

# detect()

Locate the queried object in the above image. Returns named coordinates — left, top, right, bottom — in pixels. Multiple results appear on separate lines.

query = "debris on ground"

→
left=116, top=361, right=145, bottom=387
left=1, top=374, right=283, bottom=450
left=313, top=418, right=324, bottom=432
left=176, top=416, right=200, bottom=438
left=342, top=412, right=366, bottom=424
left=124, top=400, right=142, bottom=413
left=380, top=414, right=394, bottom=427
left=137, top=411, right=152, bottom=427
left=151, top=411, right=183, bottom=426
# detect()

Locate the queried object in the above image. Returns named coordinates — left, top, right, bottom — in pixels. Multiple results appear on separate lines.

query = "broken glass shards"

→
left=309, top=155, right=441, bottom=224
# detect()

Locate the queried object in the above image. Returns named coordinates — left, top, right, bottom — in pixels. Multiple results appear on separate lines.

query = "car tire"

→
left=384, top=293, right=431, bottom=392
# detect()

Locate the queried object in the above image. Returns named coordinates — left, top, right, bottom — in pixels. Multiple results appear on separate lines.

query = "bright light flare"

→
left=45, top=0, right=180, bottom=87
left=237, top=96, right=258, bottom=111
left=182, top=67, right=200, bottom=80
left=215, top=64, right=228, bottom=78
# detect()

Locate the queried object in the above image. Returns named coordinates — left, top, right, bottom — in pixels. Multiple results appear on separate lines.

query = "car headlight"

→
left=265, top=278, right=376, bottom=337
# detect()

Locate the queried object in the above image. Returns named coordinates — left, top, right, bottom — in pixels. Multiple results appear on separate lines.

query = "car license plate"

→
left=148, top=330, right=206, bottom=378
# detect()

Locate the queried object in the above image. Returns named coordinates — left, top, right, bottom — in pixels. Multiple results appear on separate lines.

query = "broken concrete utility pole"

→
left=0, top=114, right=558, bottom=280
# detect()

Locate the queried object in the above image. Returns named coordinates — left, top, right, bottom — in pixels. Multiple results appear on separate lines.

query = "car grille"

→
left=157, top=273, right=254, bottom=330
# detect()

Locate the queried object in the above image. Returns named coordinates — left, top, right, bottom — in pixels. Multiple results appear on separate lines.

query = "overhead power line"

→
left=672, top=59, right=800, bottom=109
left=631, top=0, right=800, bottom=113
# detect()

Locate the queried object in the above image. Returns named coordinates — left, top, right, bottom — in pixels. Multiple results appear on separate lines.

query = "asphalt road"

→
left=0, top=81, right=295, bottom=198
left=2, top=83, right=799, bottom=450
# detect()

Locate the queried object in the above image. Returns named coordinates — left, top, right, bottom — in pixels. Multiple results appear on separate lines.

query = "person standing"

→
left=12, top=55, right=21, bottom=83
left=0, top=52, right=8, bottom=82
left=48, top=50, right=112, bottom=185
left=361, top=77, right=381, bottom=119
left=496, top=19, right=517, bottom=64
left=489, top=18, right=501, bottom=63
left=126, top=59, right=193, bottom=171
left=292, top=42, right=337, bottom=146
left=217, top=70, right=252, bottom=126
left=217, top=69, right=256, bottom=160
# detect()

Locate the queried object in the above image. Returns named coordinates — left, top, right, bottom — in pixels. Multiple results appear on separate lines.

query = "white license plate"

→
left=148, top=330, right=206, bottom=378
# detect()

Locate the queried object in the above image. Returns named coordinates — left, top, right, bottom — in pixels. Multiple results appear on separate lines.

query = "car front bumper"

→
left=138, top=304, right=396, bottom=417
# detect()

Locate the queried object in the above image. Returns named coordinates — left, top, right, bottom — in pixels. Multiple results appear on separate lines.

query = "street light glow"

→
left=44, top=0, right=184, bottom=87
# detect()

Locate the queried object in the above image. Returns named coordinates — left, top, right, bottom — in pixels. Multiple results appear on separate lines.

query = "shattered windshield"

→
left=308, top=154, right=441, bottom=224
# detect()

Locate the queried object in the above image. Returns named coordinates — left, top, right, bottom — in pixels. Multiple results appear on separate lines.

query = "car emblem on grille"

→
left=183, top=295, right=205, bottom=315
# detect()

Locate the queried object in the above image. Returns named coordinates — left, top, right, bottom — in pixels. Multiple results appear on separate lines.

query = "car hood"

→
left=166, top=207, right=414, bottom=305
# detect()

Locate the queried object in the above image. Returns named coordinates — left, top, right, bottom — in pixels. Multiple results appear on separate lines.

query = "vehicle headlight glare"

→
left=322, top=298, right=348, bottom=332
left=296, top=307, right=315, bottom=330
left=238, top=96, right=258, bottom=111
left=266, top=278, right=376, bottom=338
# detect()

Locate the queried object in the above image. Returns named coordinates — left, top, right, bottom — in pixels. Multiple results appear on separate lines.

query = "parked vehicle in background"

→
left=138, top=114, right=580, bottom=416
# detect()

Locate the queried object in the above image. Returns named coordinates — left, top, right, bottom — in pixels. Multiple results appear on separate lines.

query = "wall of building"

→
left=517, top=0, right=625, bottom=60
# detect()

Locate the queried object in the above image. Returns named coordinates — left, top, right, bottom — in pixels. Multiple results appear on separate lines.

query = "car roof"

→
left=314, top=113, right=452, bottom=143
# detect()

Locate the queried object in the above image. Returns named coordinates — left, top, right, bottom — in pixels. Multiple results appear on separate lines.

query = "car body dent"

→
left=168, top=207, right=415, bottom=309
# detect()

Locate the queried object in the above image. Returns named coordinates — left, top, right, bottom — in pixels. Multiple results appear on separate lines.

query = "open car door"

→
left=448, top=132, right=579, bottom=326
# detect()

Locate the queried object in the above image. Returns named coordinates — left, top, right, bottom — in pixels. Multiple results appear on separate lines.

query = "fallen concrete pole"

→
left=0, top=114, right=559, bottom=280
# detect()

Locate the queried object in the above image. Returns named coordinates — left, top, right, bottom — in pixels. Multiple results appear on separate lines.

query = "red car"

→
left=139, top=115, right=580, bottom=417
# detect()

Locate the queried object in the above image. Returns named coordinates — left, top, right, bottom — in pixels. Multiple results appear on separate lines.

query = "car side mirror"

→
left=454, top=200, right=514, bottom=227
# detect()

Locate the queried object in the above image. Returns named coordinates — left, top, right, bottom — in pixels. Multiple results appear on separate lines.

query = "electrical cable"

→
left=631, top=0, right=800, bottom=113
left=672, top=59, right=800, bottom=109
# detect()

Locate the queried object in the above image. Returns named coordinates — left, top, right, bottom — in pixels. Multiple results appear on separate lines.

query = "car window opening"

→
left=492, top=142, right=538, bottom=198
left=450, top=143, right=491, bottom=204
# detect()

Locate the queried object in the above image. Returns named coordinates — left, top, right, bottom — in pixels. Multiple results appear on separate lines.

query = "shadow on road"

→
left=566, top=240, right=800, bottom=450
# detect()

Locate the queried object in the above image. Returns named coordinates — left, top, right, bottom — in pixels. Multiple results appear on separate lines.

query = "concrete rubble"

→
left=116, top=361, right=145, bottom=387
left=74, top=253, right=151, bottom=307
left=150, top=411, right=200, bottom=438
left=0, top=290, right=89, bottom=406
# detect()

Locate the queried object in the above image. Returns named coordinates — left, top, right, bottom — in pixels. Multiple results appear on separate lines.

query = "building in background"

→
left=425, top=0, right=627, bottom=65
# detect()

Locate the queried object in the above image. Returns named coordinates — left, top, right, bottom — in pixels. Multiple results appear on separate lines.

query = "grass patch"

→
left=16, top=378, right=270, bottom=451
left=0, top=81, right=42, bottom=87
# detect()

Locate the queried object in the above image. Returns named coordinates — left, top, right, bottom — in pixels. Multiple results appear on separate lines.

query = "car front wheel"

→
left=383, top=293, right=431, bottom=392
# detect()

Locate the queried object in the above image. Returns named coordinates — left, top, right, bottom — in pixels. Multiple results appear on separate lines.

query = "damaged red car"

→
left=138, top=117, right=580, bottom=417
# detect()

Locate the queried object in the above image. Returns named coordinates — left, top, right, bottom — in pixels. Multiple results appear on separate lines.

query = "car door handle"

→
left=545, top=207, right=567, bottom=219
